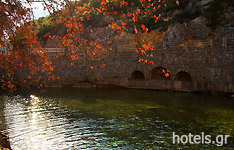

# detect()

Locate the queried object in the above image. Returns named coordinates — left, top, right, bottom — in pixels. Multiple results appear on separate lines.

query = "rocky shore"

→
left=0, top=132, right=11, bottom=150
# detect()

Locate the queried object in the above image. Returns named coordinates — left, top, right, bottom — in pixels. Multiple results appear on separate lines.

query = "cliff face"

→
left=112, top=11, right=234, bottom=50
left=164, top=17, right=209, bottom=44
left=43, top=0, right=234, bottom=50
left=110, top=0, right=234, bottom=50
left=163, top=16, right=234, bottom=48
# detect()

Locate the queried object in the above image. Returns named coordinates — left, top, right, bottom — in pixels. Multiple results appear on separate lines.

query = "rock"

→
left=199, top=0, right=214, bottom=6
left=0, top=132, right=11, bottom=150
left=163, top=17, right=209, bottom=46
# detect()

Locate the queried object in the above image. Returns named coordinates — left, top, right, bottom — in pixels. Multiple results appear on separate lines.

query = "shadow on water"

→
left=0, top=88, right=233, bottom=149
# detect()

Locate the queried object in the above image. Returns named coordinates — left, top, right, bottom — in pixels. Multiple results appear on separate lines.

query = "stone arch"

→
left=150, top=67, right=171, bottom=80
left=175, top=71, right=192, bottom=81
left=130, top=70, right=145, bottom=80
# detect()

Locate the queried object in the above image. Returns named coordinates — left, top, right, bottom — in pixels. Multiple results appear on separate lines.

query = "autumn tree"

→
left=46, top=0, right=179, bottom=68
left=0, top=0, right=59, bottom=90
left=0, top=0, right=180, bottom=90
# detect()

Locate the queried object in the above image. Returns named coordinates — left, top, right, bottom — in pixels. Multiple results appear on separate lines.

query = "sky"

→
left=30, top=2, right=50, bottom=19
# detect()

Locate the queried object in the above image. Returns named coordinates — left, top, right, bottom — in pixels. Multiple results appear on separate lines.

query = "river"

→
left=0, top=88, right=233, bottom=149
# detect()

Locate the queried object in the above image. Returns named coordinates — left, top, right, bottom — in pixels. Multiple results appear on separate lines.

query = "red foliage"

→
left=0, top=0, right=180, bottom=90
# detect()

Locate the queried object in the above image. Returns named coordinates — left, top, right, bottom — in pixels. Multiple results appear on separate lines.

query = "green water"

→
left=0, top=88, right=233, bottom=149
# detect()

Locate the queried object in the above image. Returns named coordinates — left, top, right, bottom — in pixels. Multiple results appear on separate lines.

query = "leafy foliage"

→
left=1, top=0, right=233, bottom=90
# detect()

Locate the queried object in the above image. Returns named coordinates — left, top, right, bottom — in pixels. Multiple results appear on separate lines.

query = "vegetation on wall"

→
left=0, top=0, right=233, bottom=90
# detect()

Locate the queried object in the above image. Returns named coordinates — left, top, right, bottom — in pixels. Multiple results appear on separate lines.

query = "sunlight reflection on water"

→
left=0, top=88, right=233, bottom=149
left=3, top=95, right=97, bottom=150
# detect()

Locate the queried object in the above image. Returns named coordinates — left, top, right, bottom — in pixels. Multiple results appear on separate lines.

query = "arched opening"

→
left=175, top=71, right=192, bottom=81
left=131, top=70, right=145, bottom=80
left=151, top=67, right=171, bottom=80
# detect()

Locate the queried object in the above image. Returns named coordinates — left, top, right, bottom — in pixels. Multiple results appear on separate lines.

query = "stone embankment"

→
left=16, top=17, right=234, bottom=94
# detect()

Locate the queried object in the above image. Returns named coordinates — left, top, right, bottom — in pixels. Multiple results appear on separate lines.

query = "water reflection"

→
left=3, top=95, right=101, bottom=150
left=0, top=88, right=234, bottom=149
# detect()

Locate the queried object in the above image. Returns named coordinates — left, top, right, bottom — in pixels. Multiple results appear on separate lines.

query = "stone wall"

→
left=41, top=37, right=234, bottom=93
left=17, top=17, right=234, bottom=93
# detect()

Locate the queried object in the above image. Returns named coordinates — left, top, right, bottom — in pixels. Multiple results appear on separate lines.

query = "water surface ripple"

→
left=0, top=88, right=233, bottom=149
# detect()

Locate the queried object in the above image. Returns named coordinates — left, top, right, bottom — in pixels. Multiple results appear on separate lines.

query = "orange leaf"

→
left=134, top=26, right=138, bottom=34
left=101, top=64, right=106, bottom=68
left=176, top=0, right=179, bottom=5
left=165, top=73, right=169, bottom=77
left=141, top=24, right=146, bottom=31
left=121, top=22, right=126, bottom=26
